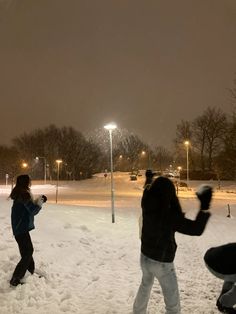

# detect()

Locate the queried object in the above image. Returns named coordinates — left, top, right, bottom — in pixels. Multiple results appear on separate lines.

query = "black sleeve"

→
left=172, top=197, right=211, bottom=235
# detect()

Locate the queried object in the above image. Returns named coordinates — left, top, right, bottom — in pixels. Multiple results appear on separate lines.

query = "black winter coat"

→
left=141, top=178, right=211, bottom=262
left=204, top=243, right=236, bottom=275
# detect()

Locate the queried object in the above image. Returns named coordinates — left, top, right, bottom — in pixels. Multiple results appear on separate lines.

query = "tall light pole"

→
left=36, top=156, right=47, bottom=184
left=55, top=159, right=62, bottom=203
left=184, top=141, right=190, bottom=187
left=177, top=166, right=182, bottom=184
left=104, top=123, right=117, bottom=223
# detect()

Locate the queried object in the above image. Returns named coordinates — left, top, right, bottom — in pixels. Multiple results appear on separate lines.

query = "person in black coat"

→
left=204, top=243, right=236, bottom=314
left=9, top=174, right=47, bottom=286
left=133, top=171, right=212, bottom=314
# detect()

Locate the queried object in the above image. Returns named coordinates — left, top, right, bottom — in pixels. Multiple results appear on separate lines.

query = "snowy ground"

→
left=0, top=172, right=235, bottom=314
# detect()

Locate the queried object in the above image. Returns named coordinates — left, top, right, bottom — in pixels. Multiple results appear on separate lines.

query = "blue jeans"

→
left=133, top=254, right=181, bottom=314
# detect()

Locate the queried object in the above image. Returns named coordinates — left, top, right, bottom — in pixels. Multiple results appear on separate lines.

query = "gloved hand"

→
left=196, top=185, right=212, bottom=210
left=42, top=195, right=47, bottom=203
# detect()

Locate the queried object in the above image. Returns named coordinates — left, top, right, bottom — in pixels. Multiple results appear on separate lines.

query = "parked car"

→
left=130, top=174, right=137, bottom=181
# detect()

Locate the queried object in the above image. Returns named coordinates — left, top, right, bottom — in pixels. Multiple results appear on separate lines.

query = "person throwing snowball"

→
left=133, top=170, right=212, bottom=314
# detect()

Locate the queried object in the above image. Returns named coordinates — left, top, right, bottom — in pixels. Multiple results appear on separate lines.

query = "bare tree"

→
left=204, top=107, right=227, bottom=170
left=114, top=134, right=149, bottom=171
left=229, top=76, right=236, bottom=103
left=152, top=146, right=172, bottom=172
left=174, top=120, right=192, bottom=145
left=12, top=125, right=102, bottom=180
left=192, top=115, right=208, bottom=171
left=216, top=111, right=236, bottom=179
left=0, top=145, right=19, bottom=182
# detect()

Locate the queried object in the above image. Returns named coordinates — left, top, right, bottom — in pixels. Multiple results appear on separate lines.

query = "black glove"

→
left=196, top=185, right=212, bottom=210
left=42, top=195, right=47, bottom=203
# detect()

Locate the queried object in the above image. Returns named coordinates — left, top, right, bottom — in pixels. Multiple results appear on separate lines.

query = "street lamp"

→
left=104, top=123, right=117, bottom=223
left=55, top=159, right=62, bottom=203
left=184, top=141, right=190, bottom=187
left=22, top=162, right=28, bottom=169
left=141, top=150, right=151, bottom=169
left=36, top=156, right=47, bottom=184
left=177, top=166, right=182, bottom=184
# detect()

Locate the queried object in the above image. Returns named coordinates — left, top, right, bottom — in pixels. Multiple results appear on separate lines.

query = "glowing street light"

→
left=104, top=122, right=117, bottom=223
left=55, top=159, right=62, bottom=203
left=22, top=162, right=28, bottom=169
left=36, top=156, right=47, bottom=184
left=141, top=150, right=151, bottom=168
left=177, top=166, right=182, bottom=183
left=184, top=141, right=190, bottom=187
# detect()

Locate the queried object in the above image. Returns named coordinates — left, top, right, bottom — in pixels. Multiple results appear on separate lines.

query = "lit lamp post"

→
left=141, top=150, right=146, bottom=169
left=104, top=123, right=117, bottom=223
left=55, top=159, right=62, bottom=203
left=141, top=150, right=151, bottom=169
left=184, top=141, right=190, bottom=187
left=177, top=166, right=182, bottom=184
left=36, top=156, right=47, bottom=184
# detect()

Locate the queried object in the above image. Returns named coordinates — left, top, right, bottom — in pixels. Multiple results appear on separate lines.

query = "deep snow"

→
left=0, top=173, right=235, bottom=314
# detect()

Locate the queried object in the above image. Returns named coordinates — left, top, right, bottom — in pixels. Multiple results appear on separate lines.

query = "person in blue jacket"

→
left=9, top=174, right=47, bottom=286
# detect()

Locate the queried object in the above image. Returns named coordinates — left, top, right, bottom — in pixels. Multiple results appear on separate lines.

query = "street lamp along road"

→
left=55, top=159, right=62, bottom=204
left=35, top=156, right=47, bottom=184
left=104, top=123, right=117, bottom=223
left=184, top=141, right=190, bottom=187
left=177, top=166, right=182, bottom=184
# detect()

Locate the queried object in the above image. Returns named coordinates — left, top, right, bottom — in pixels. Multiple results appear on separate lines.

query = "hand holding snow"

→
left=196, top=184, right=213, bottom=210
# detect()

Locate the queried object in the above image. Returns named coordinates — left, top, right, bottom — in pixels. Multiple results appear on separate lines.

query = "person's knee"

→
left=23, top=246, right=33, bottom=259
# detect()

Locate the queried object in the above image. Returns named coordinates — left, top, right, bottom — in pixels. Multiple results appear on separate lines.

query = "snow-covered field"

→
left=0, top=173, right=235, bottom=314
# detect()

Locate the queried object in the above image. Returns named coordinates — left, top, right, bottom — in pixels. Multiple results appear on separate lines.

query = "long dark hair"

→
left=142, top=176, right=182, bottom=217
left=149, top=176, right=176, bottom=199
left=10, top=174, right=31, bottom=201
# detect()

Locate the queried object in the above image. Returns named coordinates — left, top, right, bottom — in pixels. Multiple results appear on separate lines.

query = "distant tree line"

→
left=0, top=122, right=174, bottom=183
left=173, top=77, right=236, bottom=180
left=0, top=79, right=235, bottom=182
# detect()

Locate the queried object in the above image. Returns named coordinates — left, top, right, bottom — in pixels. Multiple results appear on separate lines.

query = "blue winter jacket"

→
left=11, top=198, right=42, bottom=236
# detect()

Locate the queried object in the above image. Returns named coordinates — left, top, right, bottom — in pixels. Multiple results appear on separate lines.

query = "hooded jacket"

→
left=204, top=243, right=236, bottom=275
left=141, top=177, right=210, bottom=262
left=11, top=193, right=42, bottom=236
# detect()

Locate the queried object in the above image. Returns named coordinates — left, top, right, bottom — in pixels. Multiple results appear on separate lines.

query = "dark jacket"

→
left=11, top=196, right=42, bottom=236
left=204, top=243, right=236, bottom=275
left=141, top=177, right=210, bottom=262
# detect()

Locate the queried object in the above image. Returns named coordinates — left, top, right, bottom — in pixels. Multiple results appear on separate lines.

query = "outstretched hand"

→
left=42, top=195, right=47, bottom=203
left=196, top=185, right=212, bottom=210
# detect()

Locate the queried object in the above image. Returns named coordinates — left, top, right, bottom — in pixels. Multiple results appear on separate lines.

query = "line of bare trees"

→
left=0, top=124, right=173, bottom=182
left=0, top=78, right=235, bottom=181
left=0, top=125, right=104, bottom=182
left=174, top=105, right=236, bottom=180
